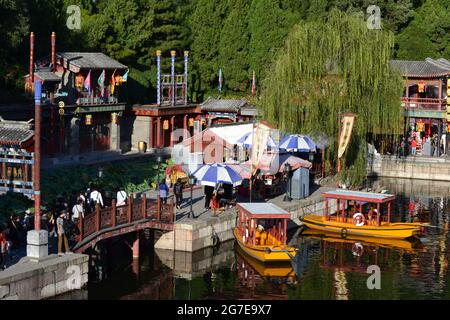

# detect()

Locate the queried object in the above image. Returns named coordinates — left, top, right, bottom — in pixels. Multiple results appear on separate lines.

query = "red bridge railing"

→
left=78, top=194, right=175, bottom=241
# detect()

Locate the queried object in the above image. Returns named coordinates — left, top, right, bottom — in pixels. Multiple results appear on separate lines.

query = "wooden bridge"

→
left=72, top=194, right=175, bottom=254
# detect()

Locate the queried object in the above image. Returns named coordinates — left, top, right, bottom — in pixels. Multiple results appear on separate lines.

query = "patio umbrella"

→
left=244, top=152, right=312, bottom=175
left=225, top=163, right=252, bottom=179
left=236, top=131, right=277, bottom=148
left=192, top=163, right=243, bottom=187
left=279, top=134, right=317, bottom=152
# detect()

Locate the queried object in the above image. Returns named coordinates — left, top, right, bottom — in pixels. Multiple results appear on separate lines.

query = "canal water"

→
left=67, top=178, right=450, bottom=300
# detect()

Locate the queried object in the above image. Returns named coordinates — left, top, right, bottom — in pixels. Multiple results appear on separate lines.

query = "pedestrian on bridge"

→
left=72, top=199, right=84, bottom=225
left=116, top=188, right=128, bottom=206
left=174, top=179, right=183, bottom=209
left=57, top=211, right=71, bottom=256
left=159, top=179, right=169, bottom=205
left=89, top=187, right=104, bottom=209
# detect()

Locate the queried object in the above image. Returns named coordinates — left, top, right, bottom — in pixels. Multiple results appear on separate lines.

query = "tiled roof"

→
left=0, top=119, right=34, bottom=145
left=200, top=97, right=250, bottom=112
left=34, top=71, right=61, bottom=82
left=390, top=58, right=450, bottom=78
left=57, top=52, right=128, bottom=70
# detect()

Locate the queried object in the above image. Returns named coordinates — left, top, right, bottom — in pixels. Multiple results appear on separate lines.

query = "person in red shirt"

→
left=411, top=138, right=417, bottom=156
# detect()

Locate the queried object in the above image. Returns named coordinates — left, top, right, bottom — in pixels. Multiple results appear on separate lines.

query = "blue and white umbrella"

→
left=192, top=163, right=242, bottom=187
left=236, top=131, right=277, bottom=148
left=279, top=134, right=317, bottom=152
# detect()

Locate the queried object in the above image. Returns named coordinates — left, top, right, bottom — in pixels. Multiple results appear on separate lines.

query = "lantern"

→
left=188, top=118, right=194, bottom=127
left=163, top=120, right=169, bottom=130
left=416, top=119, right=425, bottom=132
left=418, top=80, right=426, bottom=93
left=85, top=114, right=92, bottom=126
left=111, top=112, right=118, bottom=124
left=115, top=75, right=123, bottom=86
left=75, top=74, right=84, bottom=90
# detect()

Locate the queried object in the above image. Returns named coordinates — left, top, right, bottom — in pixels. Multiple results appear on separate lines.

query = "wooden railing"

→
left=401, top=97, right=446, bottom=111
left=78, top=194, right=175, bottom=241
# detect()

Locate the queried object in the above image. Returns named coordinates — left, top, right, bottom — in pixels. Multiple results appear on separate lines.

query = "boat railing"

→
left=328, top=214, right=387, bottom=226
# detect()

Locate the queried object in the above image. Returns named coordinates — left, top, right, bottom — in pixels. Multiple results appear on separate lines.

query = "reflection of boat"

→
left=234, top=203, right=297, bottom=262
left=301, top=229, right=423, bottom=252
left=236, top=245, right=296, bottom=279
left=303, top=189, right=425, bottom=239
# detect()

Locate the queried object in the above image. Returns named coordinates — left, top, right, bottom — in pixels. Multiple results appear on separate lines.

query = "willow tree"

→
left=260, top=9, right=404, bottom=185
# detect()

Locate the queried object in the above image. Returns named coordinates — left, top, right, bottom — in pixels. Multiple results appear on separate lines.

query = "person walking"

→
left=204, top=185, right=214, bottom=209
left=411, top=138, right=417, bottom=156
left=159, top=179, right=169, bottom=205
left=174, top=179, right=183, bottom=209
left=71, top=199, right=84, bottom=225
left=89, top=186, right=104, bottom=209
left=0, top=225, right=7, bottom=270
left=57, top=211, right=71, bottom=256
left=116, top=188, right=128, bottom=206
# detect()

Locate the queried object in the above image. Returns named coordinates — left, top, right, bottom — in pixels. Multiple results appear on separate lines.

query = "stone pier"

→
left=0, top=254, right=89, bottom=300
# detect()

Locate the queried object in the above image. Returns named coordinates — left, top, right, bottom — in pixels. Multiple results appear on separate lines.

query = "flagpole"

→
left=249, top=121, right=256, bottom=202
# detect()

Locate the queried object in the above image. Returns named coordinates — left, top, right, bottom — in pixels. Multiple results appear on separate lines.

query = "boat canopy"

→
left=321, top=189, right=396, bottom=204
left=237, top=203, right=291, bottom=219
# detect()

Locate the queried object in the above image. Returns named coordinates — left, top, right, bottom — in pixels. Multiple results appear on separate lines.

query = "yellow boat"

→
left=302, top=189, right=425, bottom=239
left=234, top=203, right=297, bottom=262
left=236, top=246, right=296, bottom=279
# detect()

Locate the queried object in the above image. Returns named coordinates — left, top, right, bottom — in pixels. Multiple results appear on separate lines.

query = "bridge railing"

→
left=78, top=194, right=175, bottom=242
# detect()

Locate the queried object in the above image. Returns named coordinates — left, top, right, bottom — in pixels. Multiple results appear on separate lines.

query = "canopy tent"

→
left=236, top=131, right=278, bottom=148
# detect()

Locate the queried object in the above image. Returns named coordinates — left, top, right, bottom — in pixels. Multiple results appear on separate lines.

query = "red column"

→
left=132, top=231, right=140, bottom=259
left=283, top=219, right=287, bottom=244
left=183, top=115, right=188, bottom=141
left=170, top=116, right=175, bottom=147
left=387, top=202, right=391, bottom=224
left=156, top=117, right=161, bottom=148
left=149, top=117, right=154, bottom=148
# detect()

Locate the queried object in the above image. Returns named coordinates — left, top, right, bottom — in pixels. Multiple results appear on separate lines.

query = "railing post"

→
left=170, top=196, right=175, bottom=223
left=157, top=194, right=161, bottom=221
left=112, top=199, right=116, bottom=227
left=78, top=213, right=84, bottom=241
left=128, top=193, right=133, bottom=223
left=95, top=204, right=100, bottom=232
left=142, top=195, right=147, bottom=219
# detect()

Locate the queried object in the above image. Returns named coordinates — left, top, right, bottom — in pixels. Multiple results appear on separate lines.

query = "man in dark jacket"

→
left=174, top=179, right=183, bottom=209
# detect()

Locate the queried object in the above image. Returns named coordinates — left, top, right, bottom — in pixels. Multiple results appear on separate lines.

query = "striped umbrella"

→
left=279, top=134, right=317, bottom=152
left=236, top=131, right=277, bottom=148
left=192, top=163, right=242, bottom=187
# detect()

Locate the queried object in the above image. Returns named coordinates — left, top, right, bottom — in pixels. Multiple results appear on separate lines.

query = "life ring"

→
left=341, top=228, right=348, bottom=238
left=352, top=242, right=364, bottom=256
left=352, top=212, right=365, bottom=227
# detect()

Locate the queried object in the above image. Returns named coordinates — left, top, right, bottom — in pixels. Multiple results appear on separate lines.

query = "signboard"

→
left=0, top=150, right=34, bottom=198
left=338, top=115, right=355, bottom=159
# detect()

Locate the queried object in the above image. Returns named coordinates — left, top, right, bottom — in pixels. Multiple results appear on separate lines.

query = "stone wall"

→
left=0, top=254, right=89, bottom=300
left=368, top=155, right=450, bottom=181
left=130, top=116, right=151, bottom=151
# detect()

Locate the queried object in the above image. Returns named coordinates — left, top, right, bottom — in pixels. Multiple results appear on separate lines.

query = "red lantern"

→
left=418, top=80, right=426, bottom=93
left=75, top=74, right=84, bottom=90
left=163, top=120, right=169, bottom=130
left=85, top=114, right=92, bottom=125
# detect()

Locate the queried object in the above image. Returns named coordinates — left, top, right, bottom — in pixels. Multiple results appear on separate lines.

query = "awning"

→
left=74, top=104, right=126, bottom=114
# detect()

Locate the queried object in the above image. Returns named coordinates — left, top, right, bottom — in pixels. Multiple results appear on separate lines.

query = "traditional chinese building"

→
left=23, top=32, right=128, bottom=159
left=391, top=58, right=450, bottom=142
left=0, top=118, right=34, bottom=197
left=131, top=51, right=257, bottom=151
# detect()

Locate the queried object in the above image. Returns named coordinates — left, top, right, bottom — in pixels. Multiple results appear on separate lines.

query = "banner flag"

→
left=338, top=115, right=355, bottom=158
left=218, top=68, right=223, bottom=92
left=84, top=70, right=91, bottom=96
left=251, top=122, right=271, bottom=175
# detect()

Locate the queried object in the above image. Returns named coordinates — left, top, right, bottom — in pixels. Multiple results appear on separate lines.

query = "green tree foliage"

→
left=189, top=0, right=227, bottom=100
left=260, top=10, right=404, bottom=185
left=218, top=0, right=250, bottom=93
left=396, top=0, right=450, bottom=59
